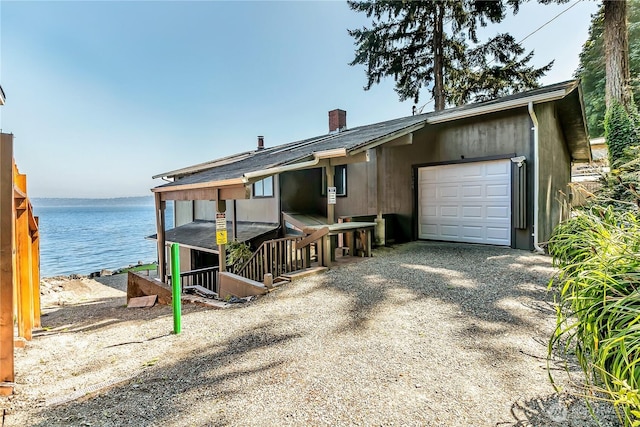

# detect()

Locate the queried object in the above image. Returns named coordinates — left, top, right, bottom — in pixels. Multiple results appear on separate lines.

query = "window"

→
left=253, top=176, right=274, bottom=198
left=321, top=165, right=347, bottom=197
left=335, top=165, right=347, bottom=196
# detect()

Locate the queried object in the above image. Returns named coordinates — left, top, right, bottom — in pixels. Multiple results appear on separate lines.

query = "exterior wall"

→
left=194, top=200, right=216, bottom=220
left=535, top=102, right=571, bottom=245
left=335, top=154, right=377, bottom=218
left=234, top=175, right=280, bottom=223
left=175, top=201, right=193, bottom=227
left=338, top=109, right=534, bottom=248
left=179, top=177, right=279, bottom=224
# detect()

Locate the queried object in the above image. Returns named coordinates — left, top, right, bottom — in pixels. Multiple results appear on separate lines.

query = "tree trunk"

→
left=604, top=0, right=631, bottom=108
left=433, top=2, right=445, bottom=111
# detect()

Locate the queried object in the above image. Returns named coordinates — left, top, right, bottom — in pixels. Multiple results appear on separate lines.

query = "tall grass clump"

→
left=549, top=207, right=640, bottom=425
left=548, top=98, right=640, bottom=425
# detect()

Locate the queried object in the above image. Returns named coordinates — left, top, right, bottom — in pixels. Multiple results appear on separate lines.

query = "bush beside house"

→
left=548, top=101, right=640, bottom=426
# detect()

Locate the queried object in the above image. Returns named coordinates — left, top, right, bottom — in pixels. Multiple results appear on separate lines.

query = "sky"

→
left=0, top=0, right=600, bottom=198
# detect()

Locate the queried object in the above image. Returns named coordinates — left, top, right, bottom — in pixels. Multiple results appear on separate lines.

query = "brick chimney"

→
left=257, top=135, right=264, bottom=150
left=329, top=109, right=347, bottom=132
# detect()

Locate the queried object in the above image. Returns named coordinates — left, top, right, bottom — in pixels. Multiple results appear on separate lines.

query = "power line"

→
left=415, top=0, right=585, bottom=114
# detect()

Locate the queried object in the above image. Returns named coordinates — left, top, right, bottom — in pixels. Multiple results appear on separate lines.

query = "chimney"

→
left=257, top=135, right=264, bottom=150
left=329, top=109, right=347, bottom=132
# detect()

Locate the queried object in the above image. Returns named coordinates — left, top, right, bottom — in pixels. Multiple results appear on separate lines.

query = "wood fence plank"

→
left=16, top=207, right=33, bottom=340
left=0, top=134, right=14, bottom=395
left=31, top=216, right=40, bottom=328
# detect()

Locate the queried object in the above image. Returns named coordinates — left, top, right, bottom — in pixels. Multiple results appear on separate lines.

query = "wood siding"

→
left=337, top=110, right=533, bottom=247
left=535, top=102, right=571, bottom=245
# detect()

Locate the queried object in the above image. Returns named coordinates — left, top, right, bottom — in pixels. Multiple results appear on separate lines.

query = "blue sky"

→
left=0, top=0, right=599, bottom=198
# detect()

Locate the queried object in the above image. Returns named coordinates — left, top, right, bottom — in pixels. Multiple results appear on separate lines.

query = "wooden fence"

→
left=1, top=133, right=41, bottom=396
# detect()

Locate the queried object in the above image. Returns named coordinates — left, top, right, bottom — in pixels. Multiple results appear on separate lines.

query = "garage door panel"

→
left=461, top=164, right=483, bottom=178
left=438, top=185, right=459, bottom=198
left=422, top=205, right=437, bottom=217
left=461, top=226, right=483, bottom=239
left=420, top=169, right=438, bottom=182
left=486, top=161, right=510, bottom=176
left=440, top=224, right=460, bottom=238
left=421, top=187, right=436, bottom=199
left=486, top=206, right=509, bottom=219
left=418, top=159, right=511, bottom=246
left=440, top=206, right=459, bottom=217
left=462, top=206, right=482, bottom=218
left=420, top=224, right=438, bottom=236
left=486, top=184, right=509, bottom=197
left=462, top=185, right=483, bottom=198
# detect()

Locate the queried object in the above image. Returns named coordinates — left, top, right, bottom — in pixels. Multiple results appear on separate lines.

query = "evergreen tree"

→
left=348, top=0, right=552, bottom=111
left=576, top=0, right=640, bottom=137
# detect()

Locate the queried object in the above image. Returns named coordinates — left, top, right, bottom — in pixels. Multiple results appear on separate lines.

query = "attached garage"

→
left=417, top=159, right=511, bottom=246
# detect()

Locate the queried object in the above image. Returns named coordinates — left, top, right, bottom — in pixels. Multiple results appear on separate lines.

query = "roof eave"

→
left=152, top=177, right=246, bottom=193
left=348, top=122, right=427, bottom=154
left=426, top=88, right=571, bottom=125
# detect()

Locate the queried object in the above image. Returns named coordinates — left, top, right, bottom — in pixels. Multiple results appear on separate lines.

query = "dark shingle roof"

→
left=147, top=220, right=279, bottom=252
left=154, top=79, right=589, bottom=189
left=156, top=113, right=428, bottom=188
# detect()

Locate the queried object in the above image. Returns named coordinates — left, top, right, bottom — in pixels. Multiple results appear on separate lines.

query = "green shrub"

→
left=549, top=207, right=640, bottom=426
left=226, top=240, right=253, bottom=268
left=605, top=101, right=640, bottom=169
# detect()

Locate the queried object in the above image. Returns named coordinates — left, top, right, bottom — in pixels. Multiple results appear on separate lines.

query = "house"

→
left=151, top=80, right=590, bottom=284
left=571, top=137, right=609, bottom=205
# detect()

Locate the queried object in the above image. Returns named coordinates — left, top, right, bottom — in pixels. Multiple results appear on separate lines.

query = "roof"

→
left=147, top=220, right=279, bottom=253
left=153, top=80, right=590, bottom=192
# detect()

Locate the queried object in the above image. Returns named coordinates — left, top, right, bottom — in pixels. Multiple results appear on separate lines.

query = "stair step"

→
left=281, top=267, right=328, bottom=281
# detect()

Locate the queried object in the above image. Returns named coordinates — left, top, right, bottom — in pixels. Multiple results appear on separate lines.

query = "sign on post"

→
left=327, top=186, right=337, bottom=205
left=216, top=212, right=227, bottom=245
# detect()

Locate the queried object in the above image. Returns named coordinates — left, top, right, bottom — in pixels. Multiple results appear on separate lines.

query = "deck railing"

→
left=168, top=266, right=219, bottom=294
left=234, top=236, right=311, bottom=282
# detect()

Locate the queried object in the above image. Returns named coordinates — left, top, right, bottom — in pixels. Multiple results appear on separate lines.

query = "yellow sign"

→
left=216, top=230, right=228, bottom=245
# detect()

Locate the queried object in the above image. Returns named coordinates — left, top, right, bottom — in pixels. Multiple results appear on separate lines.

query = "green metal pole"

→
left=170, top=243, right=181, bottom=334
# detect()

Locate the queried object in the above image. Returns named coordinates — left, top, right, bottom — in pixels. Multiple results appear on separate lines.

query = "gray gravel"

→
left=3, top=241, right=620, bottom=426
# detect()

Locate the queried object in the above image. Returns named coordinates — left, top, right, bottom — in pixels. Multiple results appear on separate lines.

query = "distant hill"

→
left=32, top=196, right=157, bottom=208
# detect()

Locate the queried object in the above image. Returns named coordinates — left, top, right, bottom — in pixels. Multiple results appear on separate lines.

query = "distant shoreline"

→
left=32, top=196, right=156, bottom=208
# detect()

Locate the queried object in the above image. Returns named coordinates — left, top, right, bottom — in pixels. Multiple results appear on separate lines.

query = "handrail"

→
left=168, top=266, right=219, bottom=294
left=235, top=236, right=313, bottom=282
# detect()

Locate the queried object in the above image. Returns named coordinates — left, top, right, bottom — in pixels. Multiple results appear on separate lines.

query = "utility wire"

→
left=415, top=0, right=584, bottom=114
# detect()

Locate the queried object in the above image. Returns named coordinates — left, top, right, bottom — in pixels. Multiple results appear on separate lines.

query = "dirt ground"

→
left=0, top=242, right=621, bottom=426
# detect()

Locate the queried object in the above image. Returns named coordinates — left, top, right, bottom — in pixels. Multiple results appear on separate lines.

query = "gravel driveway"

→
left=4, top=242, right=619, bottom=426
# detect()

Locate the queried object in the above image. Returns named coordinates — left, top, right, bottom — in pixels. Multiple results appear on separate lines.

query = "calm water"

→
left=33, top=200, right=174, bottom=277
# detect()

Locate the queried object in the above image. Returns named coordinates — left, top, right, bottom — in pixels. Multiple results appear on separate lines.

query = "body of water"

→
left=33, top=199, right=174, bottom=277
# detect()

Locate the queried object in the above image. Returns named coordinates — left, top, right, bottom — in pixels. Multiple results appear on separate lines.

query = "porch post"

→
left=232, top=200, right=238, bottom=240
left=375, top=147, right=385, bottom=246
left=155, top=192, right=167, bottom=282
left=217, top=199, right=226, bottom=272
left=326, top=166, right=335, bottom=225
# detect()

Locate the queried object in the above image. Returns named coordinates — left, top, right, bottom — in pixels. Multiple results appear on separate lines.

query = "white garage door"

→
left=418, top=159, right=511, bottom=245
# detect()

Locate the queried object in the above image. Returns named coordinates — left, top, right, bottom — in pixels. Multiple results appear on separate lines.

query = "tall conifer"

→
left=348, top=0, right=552, bottom=111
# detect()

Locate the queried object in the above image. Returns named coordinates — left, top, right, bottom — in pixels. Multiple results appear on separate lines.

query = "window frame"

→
left=321, top=165, right=347, bottom=197
left=252, top=175, right=274, bottom=198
